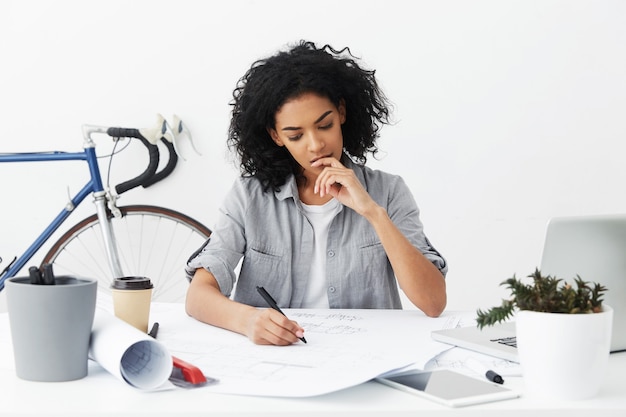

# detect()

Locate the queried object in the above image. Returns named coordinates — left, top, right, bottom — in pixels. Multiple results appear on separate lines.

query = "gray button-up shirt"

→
left=186, top=158, right=447, bottom=309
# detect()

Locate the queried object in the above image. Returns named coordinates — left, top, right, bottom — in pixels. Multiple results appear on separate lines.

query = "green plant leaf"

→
left=475, top=268, right=608, bottom=327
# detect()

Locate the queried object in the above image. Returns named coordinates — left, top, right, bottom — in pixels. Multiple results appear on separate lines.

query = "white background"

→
left=1, top=0, right=625, bottom=312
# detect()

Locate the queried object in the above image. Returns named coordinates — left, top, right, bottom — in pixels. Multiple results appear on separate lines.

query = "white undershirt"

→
left=300, top=198, right=342, bottom=308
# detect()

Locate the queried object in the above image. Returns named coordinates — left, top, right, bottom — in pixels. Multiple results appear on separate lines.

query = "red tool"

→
left=148, top=322, right=217, bottom=388
left=170, top=356, right=218, bottom=388
left=172, top=356, right=210, bottom=386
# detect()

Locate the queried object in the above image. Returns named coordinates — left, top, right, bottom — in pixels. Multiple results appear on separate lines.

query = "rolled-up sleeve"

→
left=384, top=176, right=448, bottom=277
left=185, top=179, right=249, bottom=296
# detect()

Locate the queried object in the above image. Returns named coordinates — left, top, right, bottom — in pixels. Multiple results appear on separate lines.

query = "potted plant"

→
left=476, top=268, right=613, bottom=400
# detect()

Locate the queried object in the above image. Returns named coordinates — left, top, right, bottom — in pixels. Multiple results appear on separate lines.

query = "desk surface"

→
left=1, top=306, right=626, bottom=416
left=1, top=354, right=626, bottom=416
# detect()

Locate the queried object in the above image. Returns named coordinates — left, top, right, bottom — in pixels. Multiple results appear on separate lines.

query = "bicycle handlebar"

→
left=142, top=137, right=178, bottom=187
left=82, top=123, right=179, bottom=195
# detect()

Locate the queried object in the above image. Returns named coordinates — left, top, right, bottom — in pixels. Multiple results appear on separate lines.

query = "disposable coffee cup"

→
left=5, top=275, right=97, bottom=382
left=111, top=277, right=153, bottom=333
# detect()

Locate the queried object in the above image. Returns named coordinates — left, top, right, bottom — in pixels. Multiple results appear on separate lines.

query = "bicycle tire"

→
left=42, top=205, right=211, bottom=303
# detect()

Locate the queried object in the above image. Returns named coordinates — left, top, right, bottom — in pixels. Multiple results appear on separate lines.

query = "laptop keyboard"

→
left=491, top=336, right=517, bottom=348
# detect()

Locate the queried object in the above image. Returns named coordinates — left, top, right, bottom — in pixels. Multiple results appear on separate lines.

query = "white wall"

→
left=1, top=0, right=625, bottom=312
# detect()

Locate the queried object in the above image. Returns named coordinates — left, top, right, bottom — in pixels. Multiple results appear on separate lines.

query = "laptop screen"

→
left=540, top=214, right=626, bottom=353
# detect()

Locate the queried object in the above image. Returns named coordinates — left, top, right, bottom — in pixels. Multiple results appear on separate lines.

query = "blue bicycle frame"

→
left=0, top=135, right=123, bottom=290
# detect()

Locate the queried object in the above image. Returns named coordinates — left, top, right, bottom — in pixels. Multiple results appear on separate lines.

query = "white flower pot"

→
left=516, top=305, right=613, bottom=400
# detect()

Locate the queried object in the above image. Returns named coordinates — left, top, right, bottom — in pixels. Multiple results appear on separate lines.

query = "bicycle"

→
left=0, top=117, right=212, bottom=302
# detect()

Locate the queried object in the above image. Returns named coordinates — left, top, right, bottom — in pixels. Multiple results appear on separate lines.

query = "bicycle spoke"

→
left=43, top=206, right=211, bottom=303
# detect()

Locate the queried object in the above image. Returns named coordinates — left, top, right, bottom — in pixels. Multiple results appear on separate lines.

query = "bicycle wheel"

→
left=42, top=205, right=211, bottom=303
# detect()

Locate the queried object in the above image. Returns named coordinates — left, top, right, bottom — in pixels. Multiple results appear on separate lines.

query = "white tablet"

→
left=375, top=369, right=520, bottom=407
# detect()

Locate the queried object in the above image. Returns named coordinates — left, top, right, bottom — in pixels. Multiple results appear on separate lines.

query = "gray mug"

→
left=5, top=275, right=97, bottom=381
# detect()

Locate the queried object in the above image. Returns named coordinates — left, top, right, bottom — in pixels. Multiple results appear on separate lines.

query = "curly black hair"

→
left=228, top=40, right=392, bottom=192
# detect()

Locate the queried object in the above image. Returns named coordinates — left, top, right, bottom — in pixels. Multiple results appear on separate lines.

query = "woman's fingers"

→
left=313, top=157, right=345, bottom=196
left=247, top=309, right=305, bottom=345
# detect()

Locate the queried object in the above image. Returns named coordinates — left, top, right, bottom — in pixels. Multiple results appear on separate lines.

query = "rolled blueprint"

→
left=89, top=309, right=172, bottom=390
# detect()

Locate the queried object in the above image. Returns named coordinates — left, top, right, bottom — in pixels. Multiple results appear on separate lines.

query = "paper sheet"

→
left=150, top=304, right=465, bottom=397
left=425, top=346, right=522, bottom=377
left=89, top=310, right=173, bottom=390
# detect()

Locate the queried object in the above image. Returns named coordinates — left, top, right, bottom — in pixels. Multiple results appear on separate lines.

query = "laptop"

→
left=432, top=214, right=626, bottom=362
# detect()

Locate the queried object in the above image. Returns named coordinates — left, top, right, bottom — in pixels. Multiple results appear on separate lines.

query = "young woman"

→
left=185, top=40, right=447, bottom=345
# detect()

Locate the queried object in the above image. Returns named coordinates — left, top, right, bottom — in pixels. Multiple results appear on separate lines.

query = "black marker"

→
left=28, top=264, right=56, bottom=285
left=41, top=263, right=56, bottom=285
left=29, top=266, right=42, bottom=285
left=256, top=286, right=307, bottom=343
left=486, top=370, right=504, bottom=384
left=466, top=358, right=504, bottom=384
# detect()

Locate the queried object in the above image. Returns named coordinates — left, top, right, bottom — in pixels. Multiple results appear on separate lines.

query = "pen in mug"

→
left=28, top=266, right=42, bottom=285
left=256, top=286, right=307, bottom=344
left=28, top=264, right=56, bottom=285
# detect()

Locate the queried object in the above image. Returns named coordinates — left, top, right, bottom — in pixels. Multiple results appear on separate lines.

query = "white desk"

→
left=1, top=306, right=625, bottom=416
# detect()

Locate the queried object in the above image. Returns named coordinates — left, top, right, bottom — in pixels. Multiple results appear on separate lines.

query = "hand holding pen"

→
left=256, top=286, right=307, bottom=344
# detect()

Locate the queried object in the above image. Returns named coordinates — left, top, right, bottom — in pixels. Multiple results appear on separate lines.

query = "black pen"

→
left=256, top=286, right=307, bottom=343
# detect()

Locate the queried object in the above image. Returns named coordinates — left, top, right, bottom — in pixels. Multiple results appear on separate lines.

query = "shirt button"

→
left=328, top=286, right=336, bottom=293
left=328, top=250, right=335, bottom=257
